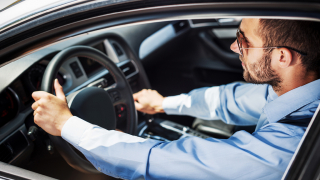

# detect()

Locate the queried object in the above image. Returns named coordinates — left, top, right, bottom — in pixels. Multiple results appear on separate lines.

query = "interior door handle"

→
left=218, top=18, right=241, bottom=26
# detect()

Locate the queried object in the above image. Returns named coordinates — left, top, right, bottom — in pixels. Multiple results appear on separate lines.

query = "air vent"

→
left=0, top=144, right=13, bottom=163
left=97, top=61, right=137, bottom=87
left=112, top=43, right=123, bottom=56
left=119, top=61, right=137, bottom=77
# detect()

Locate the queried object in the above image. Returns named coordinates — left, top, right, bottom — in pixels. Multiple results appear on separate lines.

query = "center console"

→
left=138, top=118, right=210, bottom=142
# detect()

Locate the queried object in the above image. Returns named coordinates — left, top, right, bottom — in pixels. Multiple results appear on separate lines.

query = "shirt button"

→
left=98, top=167, right=101, bottom=171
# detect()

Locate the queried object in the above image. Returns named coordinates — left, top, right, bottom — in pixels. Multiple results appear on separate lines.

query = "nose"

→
left=230, top=40, right=240, bottom=54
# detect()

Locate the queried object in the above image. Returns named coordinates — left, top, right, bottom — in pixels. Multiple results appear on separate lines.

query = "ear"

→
left=275, top=47, right=293, bottom=69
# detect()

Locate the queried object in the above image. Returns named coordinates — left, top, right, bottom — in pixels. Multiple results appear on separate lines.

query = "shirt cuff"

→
left=162, top=95, right=186, bottom=115
left=61, top=116, right=94, bottom=145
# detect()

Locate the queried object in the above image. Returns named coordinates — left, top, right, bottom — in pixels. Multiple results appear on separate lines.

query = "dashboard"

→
left=0, top=32, right=146, bottom=165
left=1, top=38, right=138, bottom=126
left=0, top=19, right=191, bottom=166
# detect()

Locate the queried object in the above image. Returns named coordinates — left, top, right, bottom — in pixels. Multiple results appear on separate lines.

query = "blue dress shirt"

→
left=61, top=80, right=320, bottom=180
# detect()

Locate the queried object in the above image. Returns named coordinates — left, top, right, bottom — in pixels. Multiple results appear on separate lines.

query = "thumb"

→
left=54, top=79, right=66, bottom=101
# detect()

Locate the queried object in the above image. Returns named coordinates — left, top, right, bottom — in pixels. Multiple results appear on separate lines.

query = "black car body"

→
left=0, top=0, right=320, bottom=179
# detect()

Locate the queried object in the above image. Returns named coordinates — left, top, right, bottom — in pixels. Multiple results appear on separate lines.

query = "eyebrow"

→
left=239, top=29, right=252, bottom=44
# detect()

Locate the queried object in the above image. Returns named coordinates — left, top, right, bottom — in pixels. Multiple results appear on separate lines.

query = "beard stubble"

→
left=241, top=52, right=282, bottom=90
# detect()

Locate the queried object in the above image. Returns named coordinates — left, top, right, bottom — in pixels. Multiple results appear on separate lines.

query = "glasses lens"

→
left=236, top=30, right=247, bottom=57
left=236, top=30, right=243, bottom=56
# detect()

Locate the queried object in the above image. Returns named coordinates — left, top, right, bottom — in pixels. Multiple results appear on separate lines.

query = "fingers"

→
left=133, top=89, right=144, bottom=101
left=33, top=113, right=40, bottom=125
left=33, top=106, right=42, bottom=116
left=32, top=79, right=66, bottom=102
left=134, top=101, right=143, bottom=111
left=132, top=93, right=139, bottom=101
left=32, top=101, right=43, bottom=116
left=134, top=101, right=154, bottom=114
left=32, top=93, right=51, bottom=117
left=133, top=89, right=165, bottom=114
left=32, top=91, right=49, bottom=101
left=54, top=79, right=66, bottom=101
left=31, top=101, right=38, bottom=110
left=133, top=89, right=151, bottom=101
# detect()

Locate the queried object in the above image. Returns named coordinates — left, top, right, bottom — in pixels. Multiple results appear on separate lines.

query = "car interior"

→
left=0, top=2, right=319, bottom=179
left=0, top=17, right=254, bottom=179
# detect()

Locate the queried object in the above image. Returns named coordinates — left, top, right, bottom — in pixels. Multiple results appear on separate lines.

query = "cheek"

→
left=245, top=49, right=264, bottom=64
left=249, top=49, right=263, bottom=59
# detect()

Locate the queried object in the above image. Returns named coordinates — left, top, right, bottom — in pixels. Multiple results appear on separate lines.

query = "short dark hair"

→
left=259, top=19, right=320, bottom=72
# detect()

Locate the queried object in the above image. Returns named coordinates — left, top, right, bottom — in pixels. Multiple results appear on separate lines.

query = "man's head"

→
left=231, top=18, right=320, bottom=92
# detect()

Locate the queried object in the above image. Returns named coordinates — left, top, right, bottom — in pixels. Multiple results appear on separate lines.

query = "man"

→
left=32, top=18, right=320, bottom=179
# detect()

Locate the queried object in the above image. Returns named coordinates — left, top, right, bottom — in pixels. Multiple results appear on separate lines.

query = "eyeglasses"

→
left=236, top=29, right=307, bottom=57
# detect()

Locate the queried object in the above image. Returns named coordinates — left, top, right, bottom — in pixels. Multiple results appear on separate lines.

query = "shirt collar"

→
left=267, top=85, right=278, bottom=103
left=264, top=79, right=320, bottom=123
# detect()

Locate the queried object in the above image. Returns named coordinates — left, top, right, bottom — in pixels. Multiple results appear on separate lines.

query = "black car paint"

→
left=1, top=0, right=320, bottom=180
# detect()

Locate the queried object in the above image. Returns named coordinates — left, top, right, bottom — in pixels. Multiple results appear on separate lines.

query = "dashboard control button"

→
left=69, top=61, right=83, bottom=78
left=115, top=104, right=126, bottom=122
left=108, top=90, right=121, bottom=102
left=88, top=78, right=108, bottom=88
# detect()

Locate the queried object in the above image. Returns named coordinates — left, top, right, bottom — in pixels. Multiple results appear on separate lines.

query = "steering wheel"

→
left=40, top=45, right=137, bottom=173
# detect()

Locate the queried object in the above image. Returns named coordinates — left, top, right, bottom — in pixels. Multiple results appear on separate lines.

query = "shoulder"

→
left=257, top=123, right=306, bottom=138
left=218, top=83, right=270, bottom=105
left=220, top=83, right=269, bottom=94
left=252, top=123, right=306, bottom=152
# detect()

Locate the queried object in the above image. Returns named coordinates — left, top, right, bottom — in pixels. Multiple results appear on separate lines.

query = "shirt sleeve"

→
left=162, top=83, right=269, bottom=125
left=61, top=116, right=162, bottom=179
left=61, top=116, right=302, bottom=180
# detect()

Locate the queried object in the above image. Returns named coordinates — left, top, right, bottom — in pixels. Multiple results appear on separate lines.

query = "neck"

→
left=273, top=71, right=318, bottom=96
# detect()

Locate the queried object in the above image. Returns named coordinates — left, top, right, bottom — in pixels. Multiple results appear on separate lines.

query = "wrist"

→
left=58, top=114, right=73, bottom=136
left=155, top=97, right=165, bottom=113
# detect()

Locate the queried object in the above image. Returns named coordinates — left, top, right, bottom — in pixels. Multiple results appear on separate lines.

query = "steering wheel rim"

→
left=40, top=45, right=137, bottom=173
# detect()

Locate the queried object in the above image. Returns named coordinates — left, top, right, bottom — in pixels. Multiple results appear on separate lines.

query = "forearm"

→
left=163, top=83, right=268, bottom=125
left=163, top=86, right=221, bottom=120
left=61, top=116, right=162, bottom=179
left=60, top=117, right=294, bottom=180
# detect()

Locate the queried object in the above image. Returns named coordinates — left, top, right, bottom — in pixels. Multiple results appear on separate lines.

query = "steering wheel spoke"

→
left=106, top=88, right=122, bottom=103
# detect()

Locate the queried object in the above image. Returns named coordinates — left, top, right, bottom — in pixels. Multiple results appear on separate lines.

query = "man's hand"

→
left=133, top=89, right=165, bottom=114
left=31, top=79, right=73, bottom=136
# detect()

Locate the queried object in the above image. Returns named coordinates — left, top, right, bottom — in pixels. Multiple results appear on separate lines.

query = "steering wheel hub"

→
left=67, top=87, right=116, bottom=130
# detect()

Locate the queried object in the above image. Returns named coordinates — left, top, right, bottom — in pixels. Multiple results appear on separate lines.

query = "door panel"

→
left=198, top=31, right=240, bottom=68
left=141, top=19, right=244, bottom=126
left=143, top=18, right=244, bottom=95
